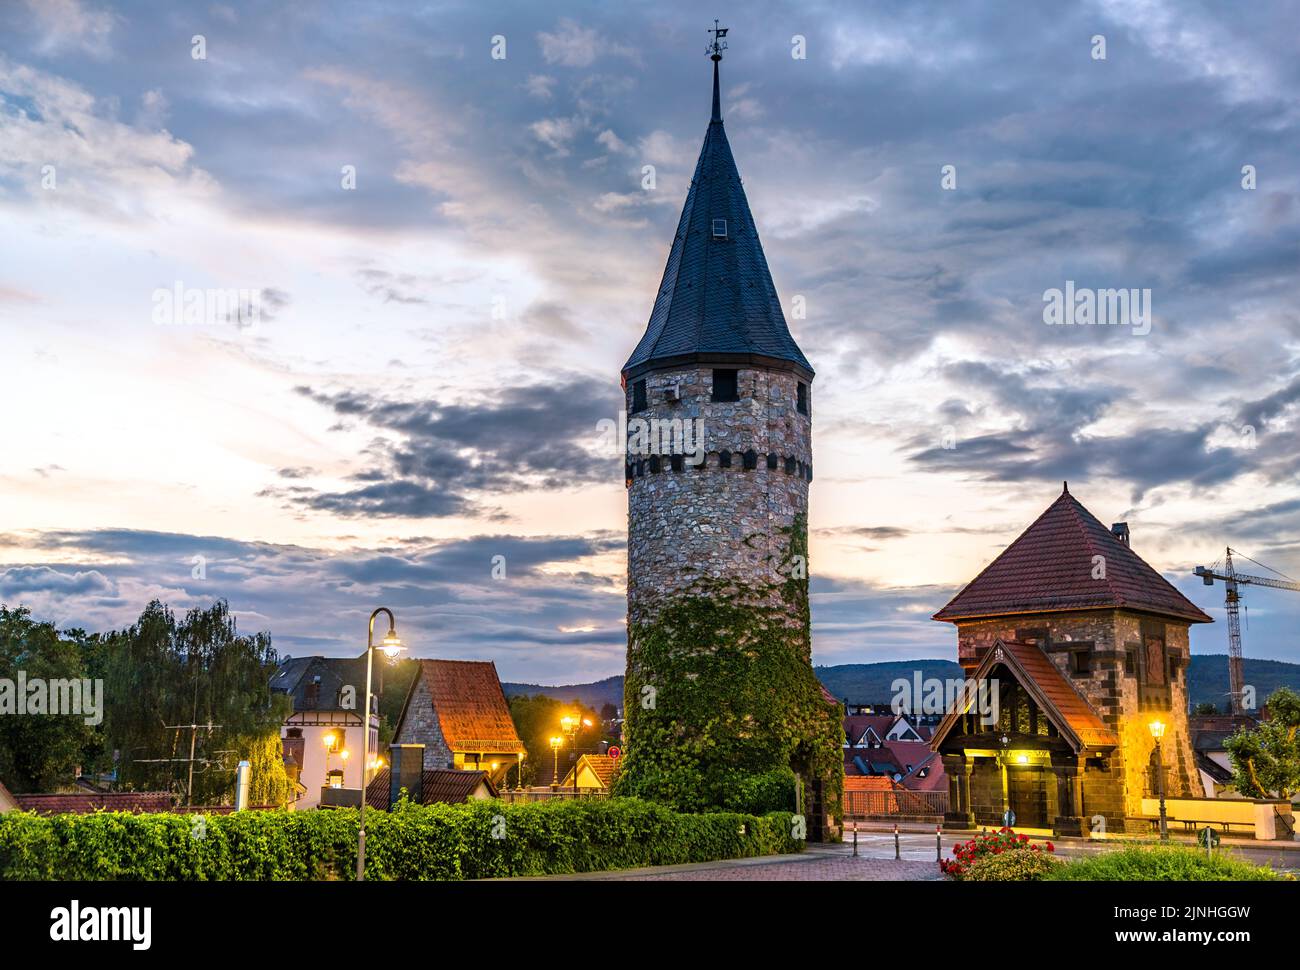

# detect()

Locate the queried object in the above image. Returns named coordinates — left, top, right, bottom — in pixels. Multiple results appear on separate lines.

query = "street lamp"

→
left=1148, top=719, right=1168, bottom=841
left=357, top=607, right=404, bottom=882
left=561, top=715, right=593, bottom=796
left=549, top=736, right=562, bottom=792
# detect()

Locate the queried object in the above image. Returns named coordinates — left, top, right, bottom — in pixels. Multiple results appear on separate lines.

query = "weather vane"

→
left=706, top=19, right=728, bottom=60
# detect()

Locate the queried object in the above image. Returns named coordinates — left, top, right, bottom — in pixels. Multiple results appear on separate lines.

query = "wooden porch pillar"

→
left=1051, top=752, right=1084, bottom=837
left=942, top=754, right=974, bottom=829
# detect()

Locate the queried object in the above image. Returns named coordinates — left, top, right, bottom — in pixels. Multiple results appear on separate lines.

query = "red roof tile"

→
left=844, top=776, right=897, bottom=792
left=933, top=486, right=1211, bottom=624
left=11, top=791, right=174, bottom=815
left=930, top=638, right=1117, bottom=752
left=399, top=659, right=526, bottom=755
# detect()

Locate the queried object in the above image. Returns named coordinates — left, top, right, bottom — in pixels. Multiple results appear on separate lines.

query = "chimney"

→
left=389, top=743, right=425, bottom=808
left=1111, top=522, right=1130, bottom=546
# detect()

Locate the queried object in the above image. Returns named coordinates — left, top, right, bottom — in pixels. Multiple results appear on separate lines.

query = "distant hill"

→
left=503, top=675, right=624, bottom=711
left=1187, top=655, right=1300, bottom=711
left=505, top=655, right=1300, bottom=715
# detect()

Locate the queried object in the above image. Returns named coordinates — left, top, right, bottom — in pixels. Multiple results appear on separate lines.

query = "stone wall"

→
left=625, top=365, right=811, bottom=628
left=951, top=609, right=1198, bottom=828
left=391, top=675, right=453, bottom=771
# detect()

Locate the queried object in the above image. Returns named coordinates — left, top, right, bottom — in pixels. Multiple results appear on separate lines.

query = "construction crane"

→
left=1194, top=549, right=1300, bottom=715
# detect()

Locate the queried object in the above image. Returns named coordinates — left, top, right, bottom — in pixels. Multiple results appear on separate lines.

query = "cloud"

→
left=0, top=528, right=627, bottom=681
left=274, top=376, right=623, bottom=518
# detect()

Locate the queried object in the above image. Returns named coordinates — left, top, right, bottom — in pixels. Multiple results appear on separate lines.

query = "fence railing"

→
left=495, top=787, right=609, bottom=803
left=845, top=789, right=948, bottom=820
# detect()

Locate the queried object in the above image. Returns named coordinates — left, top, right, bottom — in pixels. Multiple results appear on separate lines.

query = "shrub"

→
left=1047, top=845, right=1287, bottom=881
left=963, top=847, right=1062, bottom=881
left=0, top=797, right=799, bottom=881
left=940, top=827, right=1055, bottom=880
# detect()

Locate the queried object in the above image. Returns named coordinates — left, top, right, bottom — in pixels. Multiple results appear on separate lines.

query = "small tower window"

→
left=719, top=450, right=732, bottom=468
left=742, top=449, right=757, bottom=470
left=712, top=218, right=728, bottom=238
left=711, top=369, right=738, bottom=402
left=797, top=382, right=808, bottom=415
left=632, top=379, right=647, bottom=413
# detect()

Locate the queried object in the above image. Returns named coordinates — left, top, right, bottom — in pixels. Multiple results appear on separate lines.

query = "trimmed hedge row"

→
left=0, top=797, right=799, bottom=880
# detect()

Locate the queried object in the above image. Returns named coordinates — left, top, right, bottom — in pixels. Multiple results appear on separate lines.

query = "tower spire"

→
left=707, top=19, right=728, bottom=123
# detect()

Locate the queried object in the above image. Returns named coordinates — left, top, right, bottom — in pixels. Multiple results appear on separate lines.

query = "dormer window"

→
left=712, top=218, right=728, bottom=238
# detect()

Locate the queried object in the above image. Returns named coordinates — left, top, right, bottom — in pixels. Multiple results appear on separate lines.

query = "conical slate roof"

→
left=933, top=485, right=1212, bottom=624
left=622, top=56, right=812, bottom=380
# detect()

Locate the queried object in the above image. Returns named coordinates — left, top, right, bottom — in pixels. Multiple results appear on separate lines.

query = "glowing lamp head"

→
left=582, top=718, right=592, bottom=728
left=561, top=715, right=574, bottom=729
left=1015, top=754, right=1028, bottom=764
left=380, top=627, right=404, bottom=660
left=1148, top=719, right=1166, bottom=740
left=549, top=736, right=562, bottom=748
left=323, top=733, right=337, bottom=749
left=340, top=749, right=350, bottom=761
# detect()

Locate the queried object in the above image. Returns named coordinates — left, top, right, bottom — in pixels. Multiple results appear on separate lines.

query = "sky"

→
left=0, top=0, right=1297, bottom=683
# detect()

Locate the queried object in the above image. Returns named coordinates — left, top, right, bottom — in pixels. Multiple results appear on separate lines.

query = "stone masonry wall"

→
left=391, top=675, right=453, bottom=772
left=626, top=365, right=811, bottom=630
left=952, top=609, right=1197, bottom=829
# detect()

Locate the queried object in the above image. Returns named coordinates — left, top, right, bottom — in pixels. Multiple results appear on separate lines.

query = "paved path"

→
left=528, top=845, right=942, bottom=881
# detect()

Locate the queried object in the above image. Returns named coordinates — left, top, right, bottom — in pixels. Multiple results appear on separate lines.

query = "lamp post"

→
left=1148, top=719, right=1168, bottom=841
left=356, top=607, right=404, bottom=882
left=549, top=736, right=562, bottom=792
left=561, top=715, right=592, bottom=796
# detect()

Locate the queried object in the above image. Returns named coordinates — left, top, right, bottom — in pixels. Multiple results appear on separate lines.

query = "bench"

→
left=1139, top=815, right=1243, bottom=835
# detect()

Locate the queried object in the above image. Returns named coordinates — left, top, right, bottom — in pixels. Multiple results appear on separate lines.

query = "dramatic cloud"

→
left=272, top=376, right=623, bottom=518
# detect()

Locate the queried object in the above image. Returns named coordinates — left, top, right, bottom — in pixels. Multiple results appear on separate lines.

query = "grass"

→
left=1047, top=844, right=1289, bottom=881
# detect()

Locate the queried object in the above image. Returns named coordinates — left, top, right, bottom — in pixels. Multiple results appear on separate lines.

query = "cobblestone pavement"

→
left=619, top=854, right=942, bottom=881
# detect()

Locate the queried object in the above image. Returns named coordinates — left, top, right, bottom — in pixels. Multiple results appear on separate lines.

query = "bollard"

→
left=894, top=823, right=900, bottom=860
left=936, top=824, right=942, bottom=863
left=852, top=821, right=858, bottom=857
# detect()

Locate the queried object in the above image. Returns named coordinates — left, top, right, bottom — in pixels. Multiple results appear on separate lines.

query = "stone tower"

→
left=930, top=485, right=1211, bottom=834
left=616, top=39, right=843, bottom=830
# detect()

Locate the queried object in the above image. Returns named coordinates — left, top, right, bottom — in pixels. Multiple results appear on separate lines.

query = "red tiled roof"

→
left=930, top=638, right=1117, bottom=752
left=844, top=776, right=897, bottom=792
left=400, top=659, right=526, bottom=755
left=561, top=753, right=618, bottom=790
left=11, top=791, right=174, bottom=815
left=843, top=714, right=897, bottom=746
left=365, top=767, right=496, bottom=809
left=933, top=486, right=1211, bottom=624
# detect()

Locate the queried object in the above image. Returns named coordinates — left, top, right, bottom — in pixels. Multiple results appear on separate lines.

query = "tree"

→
left=101, top=600, right=288, bottom=803
left=241, top=731, right=291, bottom=808
left=1192, top=702, right=1220, bottom=717
left=1224, top=687, right=1300, bottom=800
left=506, top=694, right=601, bottom=787
left=0, top=607, right=97, bottom=792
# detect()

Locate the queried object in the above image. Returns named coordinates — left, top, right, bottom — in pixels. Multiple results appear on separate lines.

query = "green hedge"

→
left=0, top=798, right=799, bottom=881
